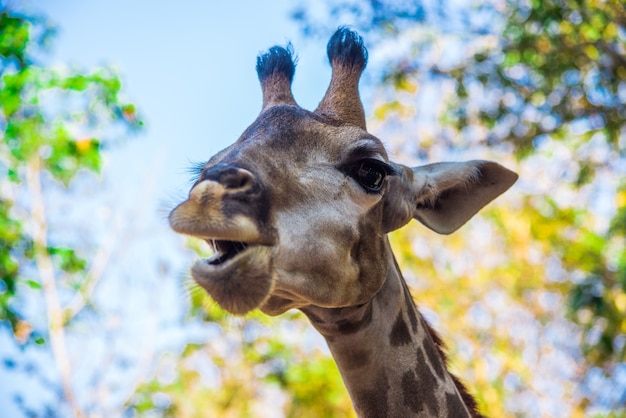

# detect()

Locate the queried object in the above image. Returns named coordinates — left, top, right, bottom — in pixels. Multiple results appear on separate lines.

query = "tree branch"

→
left=26, top=156, right=85, bottom=418
left=63, top=240, right=113, bottom=323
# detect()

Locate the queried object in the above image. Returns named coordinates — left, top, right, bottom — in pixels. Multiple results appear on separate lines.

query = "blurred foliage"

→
left=0, top=196, right=31, bottom=334
left=447, top=0, right=625, bottom=160
left=293, top=0, right=428, bottom=37
left=127, top=284, right=355, bottom=417
left=0, top=6, right=141, bottom=339
left=0, top=4, right=142, bottom=415
left=293, top=0, right=626, bottom=415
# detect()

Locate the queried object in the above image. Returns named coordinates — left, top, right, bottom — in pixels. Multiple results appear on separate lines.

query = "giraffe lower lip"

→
left=191, top=245, right=274, bottom=315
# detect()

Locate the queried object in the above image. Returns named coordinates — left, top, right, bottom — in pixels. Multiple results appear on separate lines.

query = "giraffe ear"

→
left=382, top=161, right=518, bottom=234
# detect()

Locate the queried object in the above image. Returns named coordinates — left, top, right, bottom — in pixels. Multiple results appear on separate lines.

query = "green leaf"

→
left=0, top=11, right=30, bottom=67
left=25, top=279, right=41, bottom=290
left=47, top=247, right=87, bottom=273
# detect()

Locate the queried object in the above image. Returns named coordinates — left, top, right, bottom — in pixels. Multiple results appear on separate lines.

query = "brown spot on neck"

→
left=389, top=311, right=412, bottom=346
left=353, top=370, right=390, bottom=418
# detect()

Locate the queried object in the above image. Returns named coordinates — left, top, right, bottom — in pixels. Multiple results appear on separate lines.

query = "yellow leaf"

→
left=75, top=138, right=92, bottom=152
left=14, top=320, right=33, bottom=344
left=616, top=292, right=626, bottom=313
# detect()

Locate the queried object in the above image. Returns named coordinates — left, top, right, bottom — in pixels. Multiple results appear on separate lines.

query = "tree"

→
left=293, top=0, right=625, bottom=415
left=0, top=6, right=143, bottom=416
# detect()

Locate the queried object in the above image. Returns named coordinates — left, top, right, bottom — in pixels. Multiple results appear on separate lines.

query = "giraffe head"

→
left=169, top=28, right=517, bottom=316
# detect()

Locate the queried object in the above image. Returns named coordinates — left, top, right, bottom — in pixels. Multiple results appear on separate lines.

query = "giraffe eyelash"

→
left=186, top=160, right=206, bottom=183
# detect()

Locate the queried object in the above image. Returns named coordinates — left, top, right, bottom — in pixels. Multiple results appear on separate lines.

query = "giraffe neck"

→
left=301, top=239, right=480, bottom=418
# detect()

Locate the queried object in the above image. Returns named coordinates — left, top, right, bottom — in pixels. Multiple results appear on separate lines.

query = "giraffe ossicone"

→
left=169, top=27, right=517, bottom=417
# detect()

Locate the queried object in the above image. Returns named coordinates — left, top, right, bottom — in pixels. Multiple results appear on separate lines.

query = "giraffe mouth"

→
left=206, top=240, right=251, bottom=266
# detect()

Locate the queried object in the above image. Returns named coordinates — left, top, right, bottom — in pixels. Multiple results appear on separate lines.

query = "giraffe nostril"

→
left=224, top=169, right=254, bottom=191
left=202, top=164, right=256, bottom=192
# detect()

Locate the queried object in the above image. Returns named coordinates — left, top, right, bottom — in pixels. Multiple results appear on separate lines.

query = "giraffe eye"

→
left=351, top=159, right=392, bottom=193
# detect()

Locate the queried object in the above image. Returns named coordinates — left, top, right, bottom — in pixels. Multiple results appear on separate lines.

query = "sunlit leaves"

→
left=276, top=354, right=354, bottom=418
left=0, top=11, right=30, bottom=67
left=127, top=307, right=354, bottom=417
left=44, top=128, right=102, bottom=185
left=424, top=0, right=626, bottom=161
left=0, top=7, right=142, bottom=346
left=0, top=198, right=32, bottom=333
left=46, top=247, right=86, bottom=274
left=0, top=64, right=142, bottom=185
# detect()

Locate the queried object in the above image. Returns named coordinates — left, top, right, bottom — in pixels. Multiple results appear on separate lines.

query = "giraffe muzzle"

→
left=169, top=170, right=278, bottom=315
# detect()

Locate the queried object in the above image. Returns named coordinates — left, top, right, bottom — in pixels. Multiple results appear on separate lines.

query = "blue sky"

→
left=36, top=0, right=332, bottom=193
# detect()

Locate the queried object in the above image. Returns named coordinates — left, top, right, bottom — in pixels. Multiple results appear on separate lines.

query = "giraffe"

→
left=169, top=28, right=518, bottom=417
